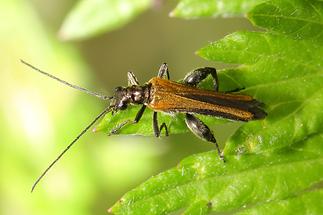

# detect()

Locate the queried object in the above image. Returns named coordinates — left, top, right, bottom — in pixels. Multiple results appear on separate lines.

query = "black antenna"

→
left=31, top=106, right=112, bottom=192
left=20, top=59, right=112, bottom=100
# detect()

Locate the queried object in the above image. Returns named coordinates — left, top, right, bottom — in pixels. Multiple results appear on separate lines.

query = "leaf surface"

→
left=110, top=134, right=323, bottom=214
left=249, top=0, right=323, bottom=42
left=236, top=189, right=323, bottom=215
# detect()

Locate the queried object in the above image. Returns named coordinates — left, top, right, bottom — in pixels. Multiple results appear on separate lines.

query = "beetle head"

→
left=110, top=86, right=130, bottom=111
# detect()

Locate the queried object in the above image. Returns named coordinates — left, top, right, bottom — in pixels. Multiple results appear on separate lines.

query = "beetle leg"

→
left=127, top=71, right=139, bottom=86
left=157, top=63, right=170, bottom=80
left=183, top=67, right=218, bottom=91
left=185, top=113, right=224, bottom=161
left=109, top=105, right=146, bottom=135
left=153, top=111, right=169, bottom=137
left=225, top=87, right=245, bottom=93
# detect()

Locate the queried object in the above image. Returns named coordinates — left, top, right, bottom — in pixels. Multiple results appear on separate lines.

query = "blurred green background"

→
left=0, top=0, right=254, bottom=214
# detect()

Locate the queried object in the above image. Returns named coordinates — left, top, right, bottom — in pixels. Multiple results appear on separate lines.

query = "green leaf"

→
left=236, top=189, right=323, bottom=215
left=198, top=31, right=323, bottom=154
left=183, top=200, right=211, bottom=215
left=109, top=134, right=323, bottom=214
left=248, top=0, right=323, bottom=42
left=59, top=0, right=152, bottom=41
left=170, top=0, right=265, bottom=18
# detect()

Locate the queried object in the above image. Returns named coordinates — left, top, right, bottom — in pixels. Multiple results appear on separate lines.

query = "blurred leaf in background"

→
left=0, top=0, right=97, bottom=214
left=59, top=0, right=153, bottom=41
left=170, top=0, right=266, bottom=18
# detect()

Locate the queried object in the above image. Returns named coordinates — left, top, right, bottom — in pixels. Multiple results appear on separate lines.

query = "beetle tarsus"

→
left=108, top=105, right=146, bottom=135
left=157, top=63, right=170, bottom=80
left=127, top=71, right=140, bottom=86
left=153, top=111, right=168, bottom=137
left=184, top=67, right=219, bottom=91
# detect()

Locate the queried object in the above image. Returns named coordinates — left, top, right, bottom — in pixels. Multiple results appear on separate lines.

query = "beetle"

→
left=21, top=60, right=266, bottom=192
